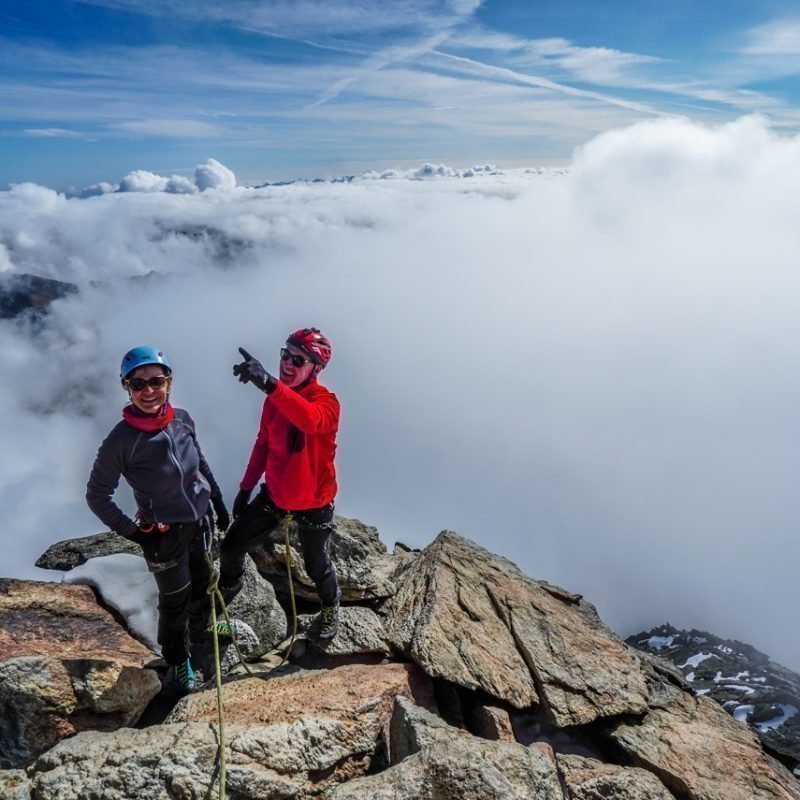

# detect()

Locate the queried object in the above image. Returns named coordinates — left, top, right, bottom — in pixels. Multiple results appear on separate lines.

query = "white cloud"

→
left=308, top=31, right=452, bottom=108
left=744, top=18, right=800, bottom=56
left=358, top=162, right=498, bottom=179
left=447, top=0, right=482, bottom=13
left=195, top=158, right=236, bottom=191
left=77, top=160, right=236, bottom=197
left=113, top=119, right=220, bottom=138
left=22, top=128, right=86, bottom=138
left=165, top=175, right=197, bottom=195
left=447, top=28, right=783, bottom=116
left=118, top=170, right=169, bottom=192
left=461, top=164, right=498, bottom=177
left=453, top=30, right=660, bottom=84
left=555, top=46, right=659, bottom=84
left=2, top=28, right=791, bottom=167
left=3, top=182, right=63, bottom=211
left=79, top=182, right=119, bottom=198
left=308, top=66, right=646, bottom=143
left=0, top=241, right=13, bottom=272
left=427, top=50, right=658, bottom=115
left=654, top=83, right=776, bottom=111
left=75, top=0, right=481, bottom=38
left=305, top=0, right=487, bottom=111
left=407, top=161, right=475, bottom=178
left=2, top=116, right=800, bottom=674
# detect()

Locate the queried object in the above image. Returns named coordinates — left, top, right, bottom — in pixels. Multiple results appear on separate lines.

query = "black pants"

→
left=219, top=486, right=339, bottom=606
left=133, top=520, right=212, bottom=666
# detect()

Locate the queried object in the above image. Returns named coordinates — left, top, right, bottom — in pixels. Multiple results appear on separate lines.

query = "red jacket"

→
left=240, top=378, right=339, bottom=510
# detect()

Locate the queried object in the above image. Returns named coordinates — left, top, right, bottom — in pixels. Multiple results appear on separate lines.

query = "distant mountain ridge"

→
left=0, top=273, right=78, bottom=322
left=628, top=622, right=800, bottom=770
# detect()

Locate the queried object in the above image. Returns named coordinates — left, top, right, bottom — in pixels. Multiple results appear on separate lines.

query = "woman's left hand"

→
left=211, top=494, right=231, bottom=532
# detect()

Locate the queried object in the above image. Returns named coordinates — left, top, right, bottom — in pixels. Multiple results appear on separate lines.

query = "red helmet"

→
left=286, top=327, right=332, bottom=367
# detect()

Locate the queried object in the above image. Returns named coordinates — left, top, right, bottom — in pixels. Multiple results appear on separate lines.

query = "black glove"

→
left=119, top=519, right=140, bottom=541
left=211, top=494, right=230, bottom=532
left=232, top=488, right=252, bottom=519
left=233, top=347, right=277, bottom=394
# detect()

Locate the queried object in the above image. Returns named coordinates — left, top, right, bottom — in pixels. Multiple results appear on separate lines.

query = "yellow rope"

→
left=203, top=555, right=255, bottom=800
left=277, top=513, right=298, bottom=668
left=200, top=513, right=300, bottom=797
left=206, top=567, right=227, bottom=800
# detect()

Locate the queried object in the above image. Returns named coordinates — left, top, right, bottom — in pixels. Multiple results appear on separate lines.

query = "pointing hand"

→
left=233, top=347, right=276, bottom=394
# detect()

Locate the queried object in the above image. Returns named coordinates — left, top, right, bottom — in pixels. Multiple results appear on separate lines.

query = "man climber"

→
left=219, top=327, right=341, bottom=639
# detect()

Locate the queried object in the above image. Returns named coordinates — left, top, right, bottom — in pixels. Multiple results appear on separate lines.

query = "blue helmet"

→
left=120, top=346, right=172, bottom=379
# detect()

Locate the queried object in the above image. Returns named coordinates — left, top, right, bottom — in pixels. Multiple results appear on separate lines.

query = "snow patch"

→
left=732, top=704, right=798, bottom=730
left=713, top=670, right=756, bottom=692
left=680, top=652, right=715, bottom=669
left=63, top=553, right=159, bottom=653
left=756, top=705, right=799, bottom=731
left=647, top=635, right=675, bottom=650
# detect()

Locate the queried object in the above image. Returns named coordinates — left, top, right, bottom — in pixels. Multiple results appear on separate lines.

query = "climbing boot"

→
left=189, top=644, right=212, bottom=682
left=208, top=619, right=238, bottom=640
left=164, top=658, right=197, bottom=695
left=218, top=573, right=243, bottom=606
left=318, top=601, right=339, bottom=640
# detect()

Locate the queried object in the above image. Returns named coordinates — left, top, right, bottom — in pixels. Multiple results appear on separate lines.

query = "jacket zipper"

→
left=164, top=428, right=195, bottom=517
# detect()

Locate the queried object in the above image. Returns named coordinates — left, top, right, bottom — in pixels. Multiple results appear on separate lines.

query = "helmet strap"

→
left=296, top=367, right=321, bottom=390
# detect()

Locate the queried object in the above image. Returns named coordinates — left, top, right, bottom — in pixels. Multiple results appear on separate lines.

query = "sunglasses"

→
left=126, top=376, right=169, bottom=392
left=280, top=348, right=311, bottom=368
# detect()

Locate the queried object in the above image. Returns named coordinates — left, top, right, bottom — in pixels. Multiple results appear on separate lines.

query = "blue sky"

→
left=2, top=0, right=800, bottom=189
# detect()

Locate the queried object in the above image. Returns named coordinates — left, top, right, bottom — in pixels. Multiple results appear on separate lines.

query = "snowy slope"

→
left=628, top=623, right=800, bottom=770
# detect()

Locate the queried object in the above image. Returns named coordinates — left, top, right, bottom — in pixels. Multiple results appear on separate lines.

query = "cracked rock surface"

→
left=381, top=531, right=649, bottom=726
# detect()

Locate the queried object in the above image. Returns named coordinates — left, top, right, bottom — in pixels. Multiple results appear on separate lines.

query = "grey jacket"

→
left=86, top=408, right=221, bottom=538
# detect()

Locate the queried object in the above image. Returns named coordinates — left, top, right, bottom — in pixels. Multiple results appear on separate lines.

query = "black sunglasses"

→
left=280, top=348, right=311, bottom=368
left=126, top=376, right=169, bottom=392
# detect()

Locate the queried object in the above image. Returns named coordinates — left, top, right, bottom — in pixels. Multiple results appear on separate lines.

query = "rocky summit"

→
left=1, top=520, right=799, bottom=799
left=628, top=623, right=800, bottom=771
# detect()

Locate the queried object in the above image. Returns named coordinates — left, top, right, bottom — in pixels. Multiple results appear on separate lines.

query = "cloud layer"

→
left=2, top=115, right=799, bottom=670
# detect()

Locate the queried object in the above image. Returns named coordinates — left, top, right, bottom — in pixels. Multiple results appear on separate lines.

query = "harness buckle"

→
left=135, top=512, right=170, bottom=534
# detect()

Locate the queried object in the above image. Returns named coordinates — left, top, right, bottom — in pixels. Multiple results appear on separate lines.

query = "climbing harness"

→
left=135, top=511, right=169, bottom=533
